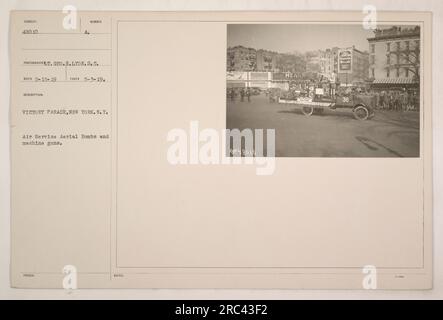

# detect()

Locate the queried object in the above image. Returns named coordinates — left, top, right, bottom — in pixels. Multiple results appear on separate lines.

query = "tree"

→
left=397, top=46, right=420, bottom=81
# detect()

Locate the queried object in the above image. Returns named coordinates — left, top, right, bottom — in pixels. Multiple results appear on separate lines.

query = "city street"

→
left=227, top=94, right=420, bottom=157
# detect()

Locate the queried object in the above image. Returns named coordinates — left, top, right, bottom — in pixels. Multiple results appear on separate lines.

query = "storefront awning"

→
left=372, top=78, right=418, bottom=85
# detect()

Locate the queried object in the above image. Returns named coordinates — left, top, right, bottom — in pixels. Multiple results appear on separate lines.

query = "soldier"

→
left=401, top=91, right=408, bottom=111
left=382, top=91, right=388, bottom=110
left=388, top=91, right=394, bottom=110
left=240, top=88, right=245, bottom=102
left=246, top=88, right=251, bottom=102
left=374, top=91, right=380, bottom=109
left=413, top=92, right=419, bottom=111
left=269, top=89, right=275, bottom=103
left=391, top=92, right=396, bottom=111
left=395, top=92, right=401, bottom=111
left=407, top=92, right=414, bottom=111
left=378, top=91, right=384, bottom=110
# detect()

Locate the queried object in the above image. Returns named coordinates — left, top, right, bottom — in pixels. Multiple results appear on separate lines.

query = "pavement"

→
left=227, top=94, right=420, bottom=157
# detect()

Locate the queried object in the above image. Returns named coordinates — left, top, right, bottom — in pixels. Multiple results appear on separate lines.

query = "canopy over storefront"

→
left=370, top=78, right=419, bottom=89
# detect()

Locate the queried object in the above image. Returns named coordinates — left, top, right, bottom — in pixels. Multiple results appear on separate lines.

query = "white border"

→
left=1, top=0, right=442, bottom=299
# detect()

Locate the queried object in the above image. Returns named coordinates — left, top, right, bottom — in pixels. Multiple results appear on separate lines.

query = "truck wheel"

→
left=353, top=105, right=370, bottom=120
left=301, top=106, right=314, bottom=116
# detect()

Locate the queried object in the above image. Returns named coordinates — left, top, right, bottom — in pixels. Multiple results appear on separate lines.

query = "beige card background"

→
left=8, top=10, right=432, bottom=290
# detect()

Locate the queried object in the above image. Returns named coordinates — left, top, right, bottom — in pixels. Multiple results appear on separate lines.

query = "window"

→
left=405, top=40, right=410, bottom=51
left=405, top=67, right=409, bottom=78
left=370, top=44, right=375, bottom=53
left=370, top=55, right=375, bottom=64
left=402, top=52, right=409, bottom=64
left=371, top=68, right=375, bottom=78
left=396, top=67, right=400, bottom=78
left=386, top=42, right=391, bottom=52
left=396, top=41, right=400, bottom=51
left=387, top=68, right=390, bottom=77
left=387, top=54, right=390, bottom=65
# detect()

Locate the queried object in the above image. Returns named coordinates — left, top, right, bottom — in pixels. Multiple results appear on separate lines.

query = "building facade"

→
left=367, top=26, right=420, bottom=88
left=318, top=46, right=369, bottom=85
left=256, top=49, right=278, bottom=71
left=227, top=46, right=278, bottom=72
left=336, top=46, right=369, bottom=85
left=227, top=45, right=369, bottom=85
left=319, top=47, right=339, bottom=81
left=227, top=46, right=257, bottom=71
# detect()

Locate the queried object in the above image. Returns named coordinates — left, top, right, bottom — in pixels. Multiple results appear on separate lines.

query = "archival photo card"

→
left=226, top=24, right=421, bottom=157
left=9, top=11, right=432, bottom=289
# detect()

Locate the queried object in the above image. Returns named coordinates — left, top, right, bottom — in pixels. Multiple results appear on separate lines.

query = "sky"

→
left=227, top=24, right=377, bottom=53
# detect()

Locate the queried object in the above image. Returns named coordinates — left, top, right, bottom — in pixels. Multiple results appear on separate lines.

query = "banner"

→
left=226, top=71, right=248, bottom=81
left=338, top=48, right=353, bottom=73
left=249, top=72, right=269, bottom=81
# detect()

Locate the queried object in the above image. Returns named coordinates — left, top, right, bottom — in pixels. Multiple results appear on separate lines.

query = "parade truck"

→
left=278, top=87, right=376, bottom=121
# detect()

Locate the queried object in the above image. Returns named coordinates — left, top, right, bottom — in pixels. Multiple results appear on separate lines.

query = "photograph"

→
left=2, top=3, right=438, bottom=303
left=227, top=24, right=421, bottom=157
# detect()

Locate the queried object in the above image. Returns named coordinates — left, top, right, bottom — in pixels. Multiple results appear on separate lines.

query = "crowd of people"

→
left=227, top=85, right=420, bottom=112
left=312, top=85, right=419, bottom=112
left=372, top=90, right=419, bottom=111
left=227, top=88, right=253, bottom=102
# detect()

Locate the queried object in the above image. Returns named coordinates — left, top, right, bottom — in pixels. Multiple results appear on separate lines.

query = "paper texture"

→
left=9, top=10, right=432, bottom=289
